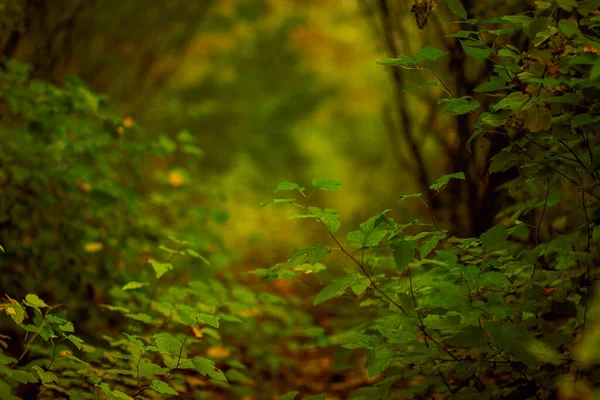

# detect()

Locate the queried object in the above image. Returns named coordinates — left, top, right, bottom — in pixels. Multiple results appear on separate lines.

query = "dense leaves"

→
left=1, top=0, right=600, bottom=399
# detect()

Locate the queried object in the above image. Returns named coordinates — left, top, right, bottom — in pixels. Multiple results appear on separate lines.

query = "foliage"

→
left=260, top=1, right=600, bottom=398
left=2, top=0, right=600, bottom=399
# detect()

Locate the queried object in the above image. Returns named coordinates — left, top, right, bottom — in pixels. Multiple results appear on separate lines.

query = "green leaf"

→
left=557, top=0, right=579, bottom=11
left=275, top=182, right=305, bottom=193
left=259, top=198, right=296, bottom=209
left=277, top=392, right=300, bottom=400
left=367, top=349, right=394, bottom=377
left=493, top=92, right=527, bottom=111
left=66, top=334, right=84, bottom=350
left=503, top=15, right=532, bottom=28
left=461, top=41, right=492, bottom=63
left=8, top=370, right=38, bottom=383
left=32, top=366, right=59, bottom=384
left=151, top=380, right=178, bottom=396
left=153, top=333, right=182, bottom=355
left=123, top=333, right=145, bottom=348
left=489, top=148, right=515, bottom=174
left=429, top=172, right=465, bottom=190
left=528, top=17, right=552, bottom=42
left=0, top=353, right=17, bottom=364
left=195, top=313, right=220, bottom=328
left=58, top=321, right=74, bottom=333
left=23, top=294, right=48, bottom=312
left=186, top=249, right=212, bottom=267
left=474, top=76, right=507, bottom=93
left=121, top=281, right=149, bottom=291
left=139, top=363, right=168, bottom=377
left=439, top=96, right=479, bottom=115
left=312, top=178, right=342, bottom=191
left=290, top=243, right=329, bottom=265
left=400, top=81, right=439, bottom=94
left=192, top=357, right=228, bottom=381
left=314, top=275, right=369, bottom=305
left=398, top=193, right=422, bottom=202
left=418, top=46, right=449, bottom=61
left=447, top=0, right=467, bottom=19
left=309, top=207, right=341, bottom=233
left=0, top=380, right=18, bottom=400
left=525, top=339, right=561, bottom=363
left=346, top=212, right=389, bottom=249
left=420, top=234, right=445, bottom=259
left=393, top=240, right=416, bottom=271
left=480, top=224, right=509, bottom=252
left=304, top=395, right=326, bottom=400
left=149, top=260, right=173, bottom=279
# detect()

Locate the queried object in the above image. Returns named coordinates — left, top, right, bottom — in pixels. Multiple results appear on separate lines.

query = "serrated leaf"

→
left=123, top=333, right=145, bottom=348
left=275, top=181, right=305, bottom=193
left=121, top=281, right=149, bottom=291
left=314, top=276, right=368, bottom=305
left=153, top=333, right=182, bottom=355
left=418, top=46, right=449, bottom=61
left=32, top=366, right=59, bottom=384
left=151, top=380, right=178, bottom=396
left=429, top=172, right=465, bottom=190
left=493, top=91, right=526, bottom=111
left=290, top=243, right=329, bottom=265
left=195, top=313, right=220, bottom=328
left=309, top=207, right=340, bottom=233
left=312, top=178, right=342, bottom=191
left=149, top=260, right=173, bottom=279
left=480, top=224, right=509, bottom=251
left=23, top=294, right=48, bottom=311
left=59, top=321, right=74, bottom=333
left=9, top=370, right=38, bottom=383
left=192, top=357, right=228, bottom=381
left=139, top=363, right=168, bottom=377
left=66, top=335, right=83, bottom=350
left=4, top=303, right=26, bottom=325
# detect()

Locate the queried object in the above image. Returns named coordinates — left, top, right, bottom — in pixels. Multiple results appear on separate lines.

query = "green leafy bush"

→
left=261, top=1, right=600, bottom=398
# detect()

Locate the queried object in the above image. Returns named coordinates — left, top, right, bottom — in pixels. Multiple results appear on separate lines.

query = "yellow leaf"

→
left=206, top=346, right=230, bottom=358
left=525, top=106, right=552, bottom=133
left=6, top=307, right=15, bottom=315
left=168, top=171, right=185, bottom=187
left=122, top=116, right=134, bottom=127
left=84, top=242, right=104, bottom=253
left=239, top=308, right=260, bottom=317
left=77, top=182, right=91, bottom=192
left=192, top=326, right=203, bottom=338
